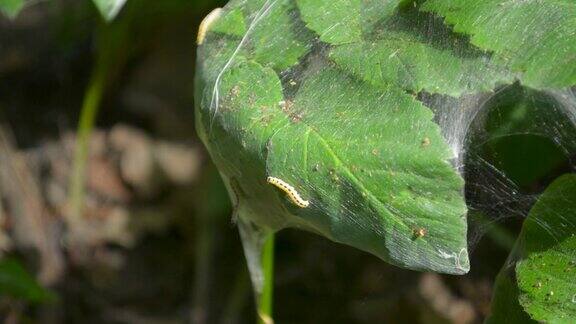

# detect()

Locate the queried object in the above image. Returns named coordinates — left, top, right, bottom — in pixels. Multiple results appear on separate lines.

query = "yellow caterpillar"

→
left=267, top=176, right=309, bottom=208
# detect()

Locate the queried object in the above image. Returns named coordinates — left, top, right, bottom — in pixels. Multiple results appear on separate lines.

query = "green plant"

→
left=0, top=258, right=55, bottom=303
left=3, top=0, right=572, bottom=321
left=195, top=0, right=576, bottom=322
left=488, top=174, right=576, bottom=323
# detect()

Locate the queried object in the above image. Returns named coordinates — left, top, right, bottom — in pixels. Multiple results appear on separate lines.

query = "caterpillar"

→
left=266, top=176, right=309, bottom=208
left=197, top=8, right=222, bottom=45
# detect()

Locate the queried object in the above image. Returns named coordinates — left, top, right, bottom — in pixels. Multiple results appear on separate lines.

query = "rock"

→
left=110, top=125, right=157, bottom=196
left=156, top=142, right=201, bottom=185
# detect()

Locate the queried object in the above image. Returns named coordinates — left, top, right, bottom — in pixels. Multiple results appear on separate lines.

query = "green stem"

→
left=68, top=68, right=106, bottom=225
left=67, top=12, right=131, bottom=228
left=258, top=232, right=275, bottom=324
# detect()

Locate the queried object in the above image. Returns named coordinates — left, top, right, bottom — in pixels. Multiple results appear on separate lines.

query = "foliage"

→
left=1, top=0, right=574, bottom=322
left=422, top=0, right=576, bottom=89
left=197, top=0, right=474, bottom=276
left=488, top=174, right=576, bottom=323
left=195, top=0, right=576, bottom=321
left=301, top=0, right=513, bottom=96
left=0, top=258, right=55, bottom=303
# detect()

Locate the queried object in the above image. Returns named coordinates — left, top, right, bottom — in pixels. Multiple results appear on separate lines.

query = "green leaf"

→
left=487, top=268, right=535, bottom=324
left=514, top=174, right=576, bottom=322
left=209, top=60, right=289, bottom=155
left=422, top=0, right=576, bottom=89
left=196, top=36, right=248, bottom=88
left=0, top=258, right=55, bottom=303
left=266, top=67, right=468, bottom=274
left=519, top=175, right=576, bottom=253
left=197, top=57, right=469, bottom=274
left=330, top=31, right=512, bottom=96
left=296, top=0, right=363, bottom=45
left=210, top=8, right=247, bottom=37
left=298, top=2, right=513, bottom=96
left=248, top=0, right=311, bottom=70
left=488, top=174, right=576, bottom=323
left=517, top=237, right=576, bottom=323
left=296, top=0, right=403, bottom=45
left=0, top=0, right=25, bottom=19
left=93, top=0, right=127, bottom=22
left=197, top=60, right=293, bottom=230
left=199, top=0, right=311, bottom=71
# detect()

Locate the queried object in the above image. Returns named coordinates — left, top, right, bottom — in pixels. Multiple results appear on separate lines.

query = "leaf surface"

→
left=198, top=56, right=469, bottom=273
left=488, top=174, right=576, bottom=323
left=266, top=67, right=469, bottom=273
left=296, top=0, right=513, bottom=96
left=422, top=0, right=576, bottom=88
left=331, top=31, right=512, bottom=96
left=296, top=0, right=405, bottom=45
left=200, top=0, right=311, bottom=71
left=0, top=258, right=55, bottom=303
left=196, top=0, right=483, bottom=275
left=515, top=174, right=576, bottom=322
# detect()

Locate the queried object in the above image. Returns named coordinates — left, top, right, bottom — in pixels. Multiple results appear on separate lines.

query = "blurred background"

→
left=1, top=0, right=571, bottom=323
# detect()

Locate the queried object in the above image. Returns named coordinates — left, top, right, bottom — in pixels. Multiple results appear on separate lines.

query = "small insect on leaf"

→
left=413, top=227, right=427, bottom=239
left=267, top=176, right=310, bottom=208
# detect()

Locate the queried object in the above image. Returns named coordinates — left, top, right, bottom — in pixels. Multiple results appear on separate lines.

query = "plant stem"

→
left=67, top=12, right=132, bottom=228
left=258, top=232, right=275, bottom=324
left=67, top=67, right=106, bottom=225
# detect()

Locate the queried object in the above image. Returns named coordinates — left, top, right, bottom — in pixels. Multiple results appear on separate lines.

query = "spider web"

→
left=195, top=0, right=576, bottom=298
